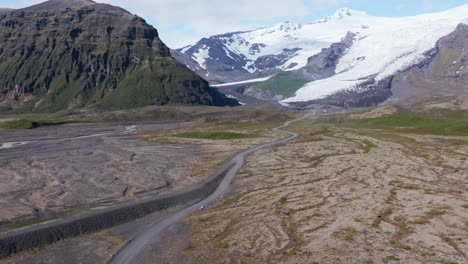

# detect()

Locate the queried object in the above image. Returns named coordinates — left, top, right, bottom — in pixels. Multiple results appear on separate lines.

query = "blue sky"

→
left=303, top=0, right=468, bottom=20
left=1, top=0, right=467, bottom=47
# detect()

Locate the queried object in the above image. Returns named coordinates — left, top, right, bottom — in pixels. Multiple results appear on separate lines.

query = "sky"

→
left=1, top=0, right=467, bottom=48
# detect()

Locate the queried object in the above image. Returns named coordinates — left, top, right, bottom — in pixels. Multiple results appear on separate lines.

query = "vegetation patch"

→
left=362, top=139, right=377, bottom=153
left=426, top=209, right=447, bottom=216
left=308, top=155, right=328, bottom=168
left=333, top=227, right=358, bottom=241
left=424, top=190, right=438, bottom=195
left=0, top=118, right=90, bottom=130
left=395, top=182, right=421, bottom=190
left=8, top=218, right=51, bottom=230
left=221, top=242, right=230, bottom=249
left=448, top=189, right=463, bottom=195
left=184, top=243, right=195, bottom=251
left=344, top=112, right=468, bottom=136
left=409, top=219, right=430, bottom=225
left=96, top=230, right=125, bottom=255
left=391, top=217, right=413, bottom=249
left=198, top=217, right=209, bottom=222
left=279, top=196, right=288, bottom=204
left=372, top=208, right=393, bottom=227
left=174, top=131, right=253, bottom=140
left=222, top=199, right=235, bottom=207
left=0, top=119, right=68, bottom=129
left=448, top=139, right=468, bottom=146
left=282, top=250, right=298, bottom=256
left=385, top=255, right=400, bottom=261
left=248, top=71, right=309, bottom=98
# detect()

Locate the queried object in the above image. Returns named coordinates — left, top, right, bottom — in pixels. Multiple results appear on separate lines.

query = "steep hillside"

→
left=0, top=0, right=236, bottom=112
left=389, top=23, right=468, bottom=111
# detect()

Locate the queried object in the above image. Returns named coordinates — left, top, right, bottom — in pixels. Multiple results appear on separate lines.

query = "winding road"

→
left=108, top=113, right=311, bottom=264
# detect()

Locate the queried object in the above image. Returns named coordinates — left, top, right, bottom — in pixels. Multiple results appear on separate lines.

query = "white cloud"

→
left=4, top=0, right=345, bottom=48
left=312, top=0, right=349, bottom=7
left=422, top=0, right=434, bottom=10
left=95, top=0, right=311, bottom=48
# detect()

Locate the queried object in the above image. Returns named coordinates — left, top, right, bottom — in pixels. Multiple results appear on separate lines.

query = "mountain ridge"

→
left=173, top=6, right=378, bottom=84
left=19, top=0, right=95, bottom=9
left=0, top=0, right=237, bottom=112
left=173, top=5, right=468, bottom=107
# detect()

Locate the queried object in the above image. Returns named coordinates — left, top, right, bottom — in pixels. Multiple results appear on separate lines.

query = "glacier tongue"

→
left=220, top=10, right=372, bottom=71
left=177, top=5, right=468, bottom=103
left=283, top=5, right=468, bottom=103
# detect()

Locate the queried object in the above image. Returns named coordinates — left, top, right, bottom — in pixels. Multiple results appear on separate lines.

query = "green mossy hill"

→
left=0, top=0, right=237, bottom=112
left=247, top=71, right=309, bottom=100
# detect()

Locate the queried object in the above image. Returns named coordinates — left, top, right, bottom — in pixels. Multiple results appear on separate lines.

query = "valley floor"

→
left=0, top=122, right=198, bottom=225
left=1, top=107, right=467, bottom=264
left=0, top=106, right=296, bottom=263
left=177, top=116, right=468, bottom=264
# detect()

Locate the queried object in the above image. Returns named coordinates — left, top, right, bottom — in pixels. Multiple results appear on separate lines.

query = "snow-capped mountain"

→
left=174, top=8, right=373, bottom=83
left=283, top=5, right=468, bottom=105
left=174, top=5, right=468, bottom=106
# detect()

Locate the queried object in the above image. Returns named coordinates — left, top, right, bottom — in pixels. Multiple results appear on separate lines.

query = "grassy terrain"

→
left=0, top=112, right=100, bottom=129
left=175, top=131, right=253, bottom=140
left=343, top=112, right=468, bottom=136
left=181, top=107, right=468, bottom=264
left=0, top=119, right=76, bottom=130
left=8, top=218, right=51, bottom=230
left=248, top=72, right=308, bottom=98
left=140, top=106, right=298, bottom=143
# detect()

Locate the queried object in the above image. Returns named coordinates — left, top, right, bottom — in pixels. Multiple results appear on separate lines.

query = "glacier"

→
left=283, top=5, right=468, bottom=103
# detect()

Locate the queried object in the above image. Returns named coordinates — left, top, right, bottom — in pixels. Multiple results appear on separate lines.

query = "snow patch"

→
left=125, top=125, right=137, bottom=133
left=211, top=76, right=273, bottom=87
left=0, top=141, right=30, bottom=150
left=180, top=45, right=192, bottom=53
left=192, top=45, right=211, bottom=70
left=223, top=48, right=236, bottom=61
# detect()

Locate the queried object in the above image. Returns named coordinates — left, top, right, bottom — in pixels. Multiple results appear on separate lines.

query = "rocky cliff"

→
left=0, top=0, right=236, bottom=112
left=390, top=23, right=468, bottom=109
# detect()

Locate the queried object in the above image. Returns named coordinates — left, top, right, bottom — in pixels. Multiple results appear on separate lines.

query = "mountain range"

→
left=0, top=0, right=466, bottom=111
left=0, top=0, right=236, bottom=112
left=174, top=6, right=468, bottom=108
